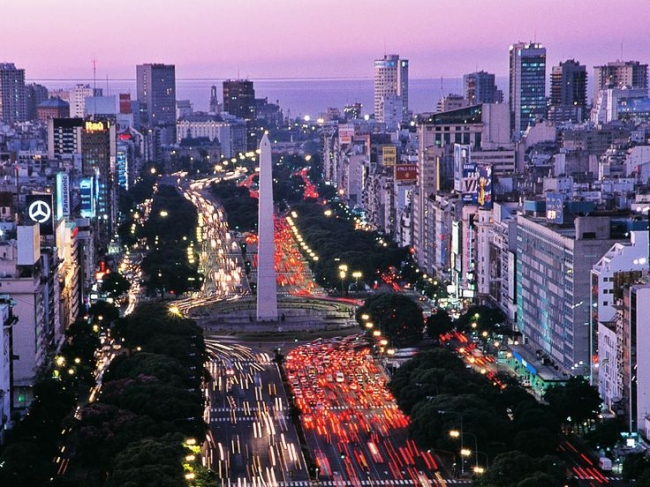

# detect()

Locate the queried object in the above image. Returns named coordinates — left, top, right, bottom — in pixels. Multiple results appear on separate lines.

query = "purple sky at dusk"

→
left=3, top=0, right=649, bottom=82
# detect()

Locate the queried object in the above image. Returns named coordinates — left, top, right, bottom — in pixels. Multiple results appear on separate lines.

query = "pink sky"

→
left=3, top=0, right=649, bottom=81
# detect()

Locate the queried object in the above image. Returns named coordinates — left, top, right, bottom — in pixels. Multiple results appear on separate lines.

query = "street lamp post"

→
left=450, top=430, right=479, bottom=470
left=338, top=264, right=348, bottom=296
left=352, top=271, right=362, bottom=292
left=439, top=410, right=464, bottom=475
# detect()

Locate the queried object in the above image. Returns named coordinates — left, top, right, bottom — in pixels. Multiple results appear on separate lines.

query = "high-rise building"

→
left=222, top=80, right=256, bottom=120
left=69, top=84, right=98, bottom=118
left=223, top=80, right=257, bottom=151
left=0, top=63, right=26, bottom=123
left=48, top=117, right=83, bottom=160
left=464, top=71, right=503, bottom=105
left=136, top=63, right=176, bottom=142
left=548, top=59, right=587, bottom=122
left=25, top=83, right=49, bottom=121
left=374, top=54, right=409, bottom=129
left=81, top=118, right=117, bottom=243
left=508, top=42, right=546, bottom=136
left=593, top=60, right=648, bottom=101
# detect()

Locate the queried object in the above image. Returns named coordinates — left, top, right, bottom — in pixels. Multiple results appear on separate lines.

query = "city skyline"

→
left=3, top=0, right=649, bottom=82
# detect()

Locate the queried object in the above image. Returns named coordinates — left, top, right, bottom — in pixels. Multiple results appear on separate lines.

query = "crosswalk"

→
left=210, top=415, right=291, bottom=423
left=221, top=480, right=473, bottom=486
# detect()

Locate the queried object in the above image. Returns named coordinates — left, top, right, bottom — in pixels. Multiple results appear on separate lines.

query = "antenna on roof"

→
left=92, top=56, right=97, bottom=120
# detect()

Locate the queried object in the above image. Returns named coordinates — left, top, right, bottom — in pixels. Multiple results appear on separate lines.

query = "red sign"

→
left=395, top=164, right=417, bottom=182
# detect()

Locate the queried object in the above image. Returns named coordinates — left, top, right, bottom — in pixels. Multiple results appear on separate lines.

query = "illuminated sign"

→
left=476, top=164, right=492, bottom=209
left=546, top=193, right=564, bottom=224
left=26, top=194, right=54, bottom=235
left=56, top=172, right=70, bottom=219
left=84, top=120, right=108, bottom=132
left=461, top=162, right=478, bottom=204
left=80, top=177, right=96, bottom=218
left=382, top=146, right=397, bottom=166
left=339, top=125, right=355, bottom=144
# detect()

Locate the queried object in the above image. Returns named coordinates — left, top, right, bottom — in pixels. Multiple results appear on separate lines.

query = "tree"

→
left=356, top=293, right=424, bottom=347
left=105, top=435, right=186, bottom=487
left=100, top=271, right=131, bottom=300
left=623, top=452, right=650, bottom=482
left=426, top=309, right=454, bottom=339
left=544, top=376, right=601, bottom=432
left=88, top=299, right=120, bottom=325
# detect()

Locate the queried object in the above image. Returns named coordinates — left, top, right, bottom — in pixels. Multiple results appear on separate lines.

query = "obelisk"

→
left=256, top=133, right=278, bottom=321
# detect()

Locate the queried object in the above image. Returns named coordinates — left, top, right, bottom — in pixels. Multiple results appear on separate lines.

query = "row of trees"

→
left=390, top=348, right=569, bottom=485
left=69, top=303, right=210, bottom=485
left=290, top=201, right=410, bottom=292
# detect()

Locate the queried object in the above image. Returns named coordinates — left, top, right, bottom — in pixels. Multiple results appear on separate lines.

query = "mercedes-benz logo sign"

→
left=28, top=200, right=51, bottom=224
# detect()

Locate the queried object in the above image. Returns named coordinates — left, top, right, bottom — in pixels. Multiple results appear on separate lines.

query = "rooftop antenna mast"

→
left=92, top=56, right=97, bottom=119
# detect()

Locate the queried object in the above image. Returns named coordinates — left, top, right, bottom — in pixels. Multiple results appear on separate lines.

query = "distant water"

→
left=34, top=77, right=507, bottom=119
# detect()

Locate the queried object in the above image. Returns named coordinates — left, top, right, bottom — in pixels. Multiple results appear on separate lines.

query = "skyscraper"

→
left=136, top=63, right=176, bottom=142
left=0, top=63, right=26, bottom=123
left=223, top=80, right=257, bottom=151
left=548, top=59, right=587, bottom=122
left=464, top=71, right=503, bottom=105
left=374, top=54, right=409, bottom=129
left=508, top=42, right=546, bottom=136
left=222, top=80, right=256, bottom=120
left=593, top=60, right=648, bottom=101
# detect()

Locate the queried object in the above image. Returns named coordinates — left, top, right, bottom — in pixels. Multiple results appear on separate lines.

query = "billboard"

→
left=80, top=177, right=96, bottom=218
left=395, top=164, right=417, bottom=182
left=461, top=162, right=478, bottom=204
left=382, top=146, right=397, bottom=166
left=477, top=164, right=493, bottom=209
left=453, top=144, right=471, bottom=192
left=26, top=194, right=54, bottom=235
left=56, top=172, right=70, bottom=220
left=546, top=192, right=564, bottom=224
left=339, top=125, right=355, bottom=144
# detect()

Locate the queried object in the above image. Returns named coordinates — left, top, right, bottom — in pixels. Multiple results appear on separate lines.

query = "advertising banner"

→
left=26, top=194, right=54, bottom=235
left=394, top=164, right=417, bottom=182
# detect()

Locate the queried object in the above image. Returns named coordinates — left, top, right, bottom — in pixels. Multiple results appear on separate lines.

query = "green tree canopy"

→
left=100, top=271, right=131, bottom=299
left=356, top=293, right=424, bottom=347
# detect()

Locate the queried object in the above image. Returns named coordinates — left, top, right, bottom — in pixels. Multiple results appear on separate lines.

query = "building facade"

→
left=374, top=54, right=409, bottom=129
left=548, top=59, right=587, bottom=122
left=516, top=214, right=619, bottom=377
left=593, top=60, right=648, bottom=102
left=0, top=63, right=26, bottom=124
left=136, top=63, right=176, bottom=143
left=464, top=71, right=503, bottom=105
left=509, top=42, right=547, bottom=137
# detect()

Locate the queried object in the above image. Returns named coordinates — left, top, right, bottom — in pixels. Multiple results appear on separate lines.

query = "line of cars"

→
left=285, top=335, right=439, bottom=484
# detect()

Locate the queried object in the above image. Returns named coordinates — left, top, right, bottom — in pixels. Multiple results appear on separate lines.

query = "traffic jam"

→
left=285, top=335, right=440, bottom=485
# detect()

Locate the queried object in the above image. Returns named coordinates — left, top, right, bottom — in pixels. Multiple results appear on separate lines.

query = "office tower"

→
left=374, top=54, right=409, bottom=129
left=222, top=80, right=256, bottom=120
left=48, top=118, right=83, bottom=160
left=25, top=83, right=49, bottom=120
left=464, top=71, right=504, bottom=105
left=509, top=42, right=546, bottom=136
left=593, top=60, right=648, bottom=101
left=81, top=118, right=117, bottom=244
left=256, top=133, right=278, bottom=321
left=69, top=84, right=98, bottom=118
left=0, top=63, right=26, bottom=123
left=223, top=80, right=257, bottom=151
left=136, top=63, right=176, bottom=142
left=548, top=59, right=587, bottom=122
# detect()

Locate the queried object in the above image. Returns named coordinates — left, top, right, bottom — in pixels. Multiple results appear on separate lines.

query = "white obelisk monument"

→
left=256, top=133, right=278, bottom=321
